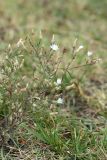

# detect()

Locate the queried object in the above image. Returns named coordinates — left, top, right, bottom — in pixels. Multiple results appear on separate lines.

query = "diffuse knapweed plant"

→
left=0, top=33, right=101, bottom=121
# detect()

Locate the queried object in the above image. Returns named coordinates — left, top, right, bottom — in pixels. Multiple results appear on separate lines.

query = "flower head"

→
left=56, top=78, right=62, bottom=85
left=87, top=51, right=93, bottom=57
left=50, top=43, right=59, bottom=51
left=57, top=98, right=63, bottom=104
left=54, top=78, right=62, bottom=86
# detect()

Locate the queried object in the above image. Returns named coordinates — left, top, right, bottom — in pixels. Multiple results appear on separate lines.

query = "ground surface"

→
left=0, top=0, right=107, bottom=159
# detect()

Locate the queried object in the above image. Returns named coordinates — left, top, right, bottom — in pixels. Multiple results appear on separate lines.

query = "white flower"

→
left=57, top=98, right=63, bottom=104
left=50, top=43, right=59, bottom=51
left=54, top=78, right=62, bottom=86
left=87, top=51, right=93, bottom=57
left=32, top=103, right=37, bottom=107
left=76, top=45, right=84, bottom=52
left=56, top=78, right=62, bottom=85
